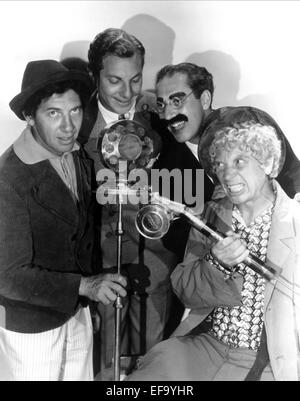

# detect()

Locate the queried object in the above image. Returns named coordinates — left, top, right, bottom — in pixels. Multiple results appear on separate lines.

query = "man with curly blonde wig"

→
left=208, top=122, right=282, bottom=182
left=127, top=120, right=300, bottom=381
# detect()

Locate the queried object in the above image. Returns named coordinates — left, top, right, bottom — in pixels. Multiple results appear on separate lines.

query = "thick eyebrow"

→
left=45, top=103, right=82, bottom=112
left=169, top=91, right=187, bottom=99
left=157, top=92, right=187, bottom=102
left=45, top=106, right=61, bottom=111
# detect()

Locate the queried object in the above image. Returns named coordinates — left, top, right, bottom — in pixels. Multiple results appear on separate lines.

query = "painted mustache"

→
left=161, top=114, right=188, bottom=129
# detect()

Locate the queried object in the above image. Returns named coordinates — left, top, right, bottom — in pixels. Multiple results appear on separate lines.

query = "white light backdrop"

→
left=1, top=0, right=299, bottom=157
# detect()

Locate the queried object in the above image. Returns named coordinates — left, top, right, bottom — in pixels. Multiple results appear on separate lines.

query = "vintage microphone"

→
left=96, top=119, right=157, bottom=381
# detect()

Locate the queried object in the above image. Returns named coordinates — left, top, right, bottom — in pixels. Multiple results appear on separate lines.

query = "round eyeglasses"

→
left=156, top=90, right=194, bottom=113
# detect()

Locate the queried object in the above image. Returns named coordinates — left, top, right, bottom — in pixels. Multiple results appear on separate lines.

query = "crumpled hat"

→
left=9, top=59, right=94, bottom=120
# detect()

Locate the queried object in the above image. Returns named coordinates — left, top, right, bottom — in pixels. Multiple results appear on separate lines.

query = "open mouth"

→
left=167, top=114, right=188, bottom=132
left=115, top=98, right=133, bottom=107
left=226, top=183, right=245, bottom=194
left=169, top=120, right=186, bottom=131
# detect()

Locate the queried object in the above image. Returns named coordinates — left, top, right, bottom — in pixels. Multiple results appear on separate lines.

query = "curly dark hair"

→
left=155, top=62, right=214, bottom=101
left=88, top=28, right=145, bottom=80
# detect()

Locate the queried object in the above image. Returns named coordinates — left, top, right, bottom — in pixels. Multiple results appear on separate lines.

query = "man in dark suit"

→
left=154, top=64, right=216, bottom=264
left=0, top=59, right=127, bottom=380
left=78, top=28, right=180, bottom=373
left=155, top=62, right=300, bottom=199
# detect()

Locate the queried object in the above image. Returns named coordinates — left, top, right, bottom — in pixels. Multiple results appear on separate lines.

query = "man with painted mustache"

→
left=127, top=119, right=300, bottom=381
left=155, top=62, right=300, bottom=200
left=153, top=63, right=300, bottom=353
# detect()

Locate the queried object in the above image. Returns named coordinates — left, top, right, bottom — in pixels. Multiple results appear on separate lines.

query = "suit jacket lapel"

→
left=28, top=161, right=79, bottom=227
left=91, top=111, right=106, bottom=141
left=73, top=150, right=93, bottom=209
left=82, top=111, right=107, bottom=173
left=264, top=186, right=295, bottom=307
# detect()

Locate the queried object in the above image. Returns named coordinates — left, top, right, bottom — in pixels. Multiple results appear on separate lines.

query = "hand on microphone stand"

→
left=79, top=273, right=127, bottom=305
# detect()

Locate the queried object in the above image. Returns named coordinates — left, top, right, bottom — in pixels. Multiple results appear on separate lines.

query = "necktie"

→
left=118, top=114, right=126, bottom=120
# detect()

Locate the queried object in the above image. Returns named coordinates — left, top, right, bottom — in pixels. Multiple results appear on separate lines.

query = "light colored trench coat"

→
left=172, top=181, right=300, bottom=381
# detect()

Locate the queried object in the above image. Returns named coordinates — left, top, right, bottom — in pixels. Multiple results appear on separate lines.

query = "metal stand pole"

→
left=114, top=183, right=124, bottom=381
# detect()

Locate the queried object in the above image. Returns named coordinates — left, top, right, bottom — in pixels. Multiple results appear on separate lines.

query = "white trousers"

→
left=0, top=307, right=93, bottom=381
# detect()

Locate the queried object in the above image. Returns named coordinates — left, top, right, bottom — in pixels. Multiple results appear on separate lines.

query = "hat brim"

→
left=9, top=70, right=94, bottom=120
left=198, top=106, right=286, bottom=184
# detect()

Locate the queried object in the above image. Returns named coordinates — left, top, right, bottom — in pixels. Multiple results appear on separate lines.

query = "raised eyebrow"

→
left=45, top=107, right=61, bottom=112
left=169, top=92, right=187, bottom=99
left=46, top=104, right=82, bottom=112
left=156, top=92, right=186, bottom=102
left=71, top=104, right=82, bottom=110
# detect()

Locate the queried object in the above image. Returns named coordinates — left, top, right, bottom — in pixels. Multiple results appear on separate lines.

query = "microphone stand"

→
left=114, top=179, right=125, bottom=381
left=96, top=117, right=156, bottom=381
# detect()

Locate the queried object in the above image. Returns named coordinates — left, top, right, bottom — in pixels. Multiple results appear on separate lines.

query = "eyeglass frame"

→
left=156, top=89, right=195, bottom=113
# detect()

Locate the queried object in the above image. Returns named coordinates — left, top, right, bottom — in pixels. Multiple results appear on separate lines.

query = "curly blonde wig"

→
left=209, top=121, right=282, bottom=178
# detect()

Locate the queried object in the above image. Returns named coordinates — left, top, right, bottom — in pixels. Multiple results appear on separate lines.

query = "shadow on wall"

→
left=60, top=40, right=90, bottom=63
left=122, top=14, right=175, bottom=91
left=59, top=40, right=95, bottom=88
left=185, top=51, right=274, bottom=111
left=57, top=23, right=273, bottom=113
left=58, top=15, right=175, bottom=92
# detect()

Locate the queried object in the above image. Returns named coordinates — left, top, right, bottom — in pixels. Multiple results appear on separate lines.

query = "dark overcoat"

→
left=0, top=145, right=96, bottom=333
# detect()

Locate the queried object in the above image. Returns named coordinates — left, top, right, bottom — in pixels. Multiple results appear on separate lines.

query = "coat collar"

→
left=13, top=126, right=80, bottom=164
left=264, top=182, right=296, bottom=306
left=209, top=181, right=295, bottom=304
left=19, top=148, right=92, bottom=227
left=28, top=160, right=79, bottom=226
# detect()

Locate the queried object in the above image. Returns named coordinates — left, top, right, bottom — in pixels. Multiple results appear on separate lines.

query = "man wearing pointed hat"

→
left=0, top=59, right=127, bottom=380
left=127, top=118, right=300, bottom=381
